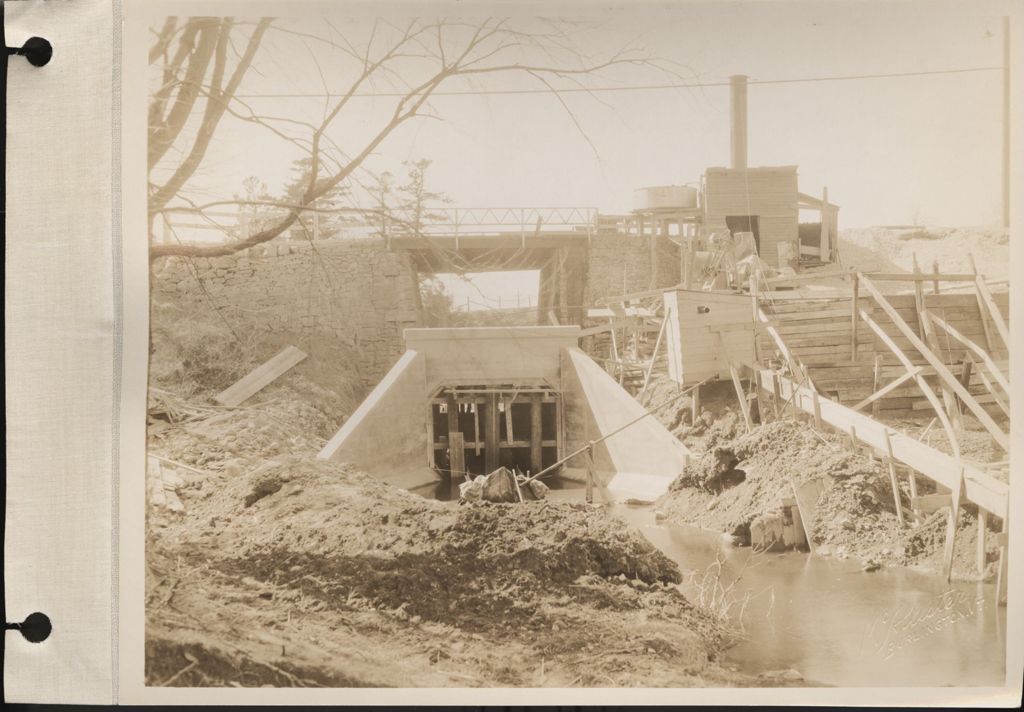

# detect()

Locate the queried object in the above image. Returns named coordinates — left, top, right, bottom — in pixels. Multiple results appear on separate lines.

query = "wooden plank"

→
left=449, top=432, right=467, bottom=482
left=484, top=394, right=500, bottom=473
left=970, top=362, right=1010, bottom=417
left=504, top=399, right=515, bottom=444
left=866, top=272, right=977, bottom=282
left=433, top=439, right=558, bottom=451
left=770, top=371, right=782, bottom=418
left=859, top=308, right=960, bottom=458
left=851, top=366, right=922, bottom=412
left=729, top=362, right=754, bottom=432
left=764, top=269, right=850, bottom=286
left=776, top=321, right=854, bottom=336
left=911, top=392, right=1002, bottom=409
left=882, top=430, right=906, bottom=527
left=530, top=398, right=543, bottom=475
left=810, top=359, right=1009, bottom=381
left=587, top=306, right=655, bottom=318
left=446, top=393, right=460, bottom=440
left=913, top=256, right=961, bottom=429
left=850, top=273, right=859, bottom=361
left=791, top=476, right=831, bottom=551
left=213, top=345, right=308, bottom=407
left=912, top=493, right=952, bottom=514
left=942, top=473, right=965, bottom=581
left=639, top=317, right=668, bottom=400
left=966, top=253, right=994, bottom=352
left=859, top=276, right=1009, bottom=452
left=995, top=515, right=1009, bottom=607
left=929, top=313, right=1010, bottom=394
left=707, top=322, right=754, bottom=334
left=758, top=368, right=1008, bottom=518
left=974, top=277, right=1010, bottom=349
left=755, top=309, right=807, bottom=383
left=977, top=510, right=988, bottom=576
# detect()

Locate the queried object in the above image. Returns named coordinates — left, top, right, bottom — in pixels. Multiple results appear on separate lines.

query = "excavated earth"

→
left=654, top=417, right=1002, bottom=580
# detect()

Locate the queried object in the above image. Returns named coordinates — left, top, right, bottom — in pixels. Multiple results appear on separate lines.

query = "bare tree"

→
left=148, top=16, right=663, bottom=259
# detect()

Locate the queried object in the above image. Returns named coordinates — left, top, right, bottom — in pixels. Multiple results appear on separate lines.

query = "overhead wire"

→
left=232, top=66, right=1002, bottom=99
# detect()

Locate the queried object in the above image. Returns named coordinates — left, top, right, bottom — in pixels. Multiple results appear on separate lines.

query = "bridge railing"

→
left=386, top=206, right=600, bottom=239
left=156, top=205, right=604, bottom=244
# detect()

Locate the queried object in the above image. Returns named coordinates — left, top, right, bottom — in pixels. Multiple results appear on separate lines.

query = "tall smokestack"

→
left=729, top=74, right=748, bottom=170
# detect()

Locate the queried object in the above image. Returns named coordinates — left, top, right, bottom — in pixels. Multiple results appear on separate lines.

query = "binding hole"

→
left=10, top=37, right=53, bottom=67
left=5, top=612, right=52, bottom=643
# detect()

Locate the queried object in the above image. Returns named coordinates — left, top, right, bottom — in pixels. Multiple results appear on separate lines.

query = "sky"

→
left=151, top=1, right=1013, bottom=305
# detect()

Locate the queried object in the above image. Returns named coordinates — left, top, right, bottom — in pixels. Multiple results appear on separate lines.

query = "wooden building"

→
left=702, top=165, right=797, bottom=269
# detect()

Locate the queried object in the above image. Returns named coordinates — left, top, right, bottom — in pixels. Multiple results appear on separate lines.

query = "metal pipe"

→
left=729, top=74, right=748, bottom=169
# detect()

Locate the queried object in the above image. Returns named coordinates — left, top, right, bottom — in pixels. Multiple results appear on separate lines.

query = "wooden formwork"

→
left=750, top=269, right=1010, bottom=600
left=757, top=287, right=1009, bottom=420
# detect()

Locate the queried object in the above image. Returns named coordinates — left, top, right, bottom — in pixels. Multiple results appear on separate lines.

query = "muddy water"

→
left=609, top=502, right=1007, bottom=687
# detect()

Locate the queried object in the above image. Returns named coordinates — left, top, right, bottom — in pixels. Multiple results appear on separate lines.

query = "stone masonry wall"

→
left=152, top=237, right=422, bottom=382
left=583, top=233, right=680, bottom=306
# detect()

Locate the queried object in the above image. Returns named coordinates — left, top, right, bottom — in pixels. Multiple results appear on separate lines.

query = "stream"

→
left=611, top=501, right=1007, bottom=687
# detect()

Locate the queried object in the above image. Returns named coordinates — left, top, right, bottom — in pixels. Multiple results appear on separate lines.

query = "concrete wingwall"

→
left=317, top=349, right=435, bottom=490
left=151, top=237, right=423, bottom=383
left=560, top=346, right=691, bottom=502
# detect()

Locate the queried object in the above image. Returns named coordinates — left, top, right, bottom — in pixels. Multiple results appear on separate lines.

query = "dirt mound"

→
left=900, top=509, right=1002, bottom=581
left=178, top=458, right=683, bottom=628
left=642, top=376, right=745, bottom=452
left=656, top=420, right=902, bottom=547
left=147, top=458, right=759, bottom=687
left=810, top=470, right=904, bottom=563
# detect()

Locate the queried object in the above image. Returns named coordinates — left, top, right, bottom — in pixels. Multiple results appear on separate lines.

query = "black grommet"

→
left=9, top=36, right=53, bottom=67
left=5, top=612, right=52, bottom=643
left=21, top=37, right=53, bottom=67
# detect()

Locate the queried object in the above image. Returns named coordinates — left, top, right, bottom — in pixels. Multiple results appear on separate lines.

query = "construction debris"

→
left=147, top=456, right=185, bottom=513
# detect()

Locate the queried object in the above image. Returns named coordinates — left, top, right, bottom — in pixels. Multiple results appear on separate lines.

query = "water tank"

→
left=633, top=185, right=698, bottom=211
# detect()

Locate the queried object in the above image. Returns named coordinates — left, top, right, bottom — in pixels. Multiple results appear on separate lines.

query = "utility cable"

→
left=234, top=66, right=1002, bottom=99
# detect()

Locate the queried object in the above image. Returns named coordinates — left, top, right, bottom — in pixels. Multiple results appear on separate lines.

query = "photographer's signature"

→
left=862, top=590, right=986, bottom=660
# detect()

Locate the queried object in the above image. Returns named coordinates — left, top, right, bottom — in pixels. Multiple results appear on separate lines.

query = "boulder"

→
left=526, top=479, right=549, bottom=501
left=481, top=467, right=518, bottom=503
left=458, top=476, right=484, bottom=502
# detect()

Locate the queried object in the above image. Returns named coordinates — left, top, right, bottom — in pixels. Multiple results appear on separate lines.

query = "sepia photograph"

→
left=138, top=0, right=1013, bottom=691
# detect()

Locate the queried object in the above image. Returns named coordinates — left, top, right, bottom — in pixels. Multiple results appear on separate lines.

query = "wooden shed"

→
left=663, top=289, right=755, bottom=384
left=701, top=166, right=799, bottom=269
